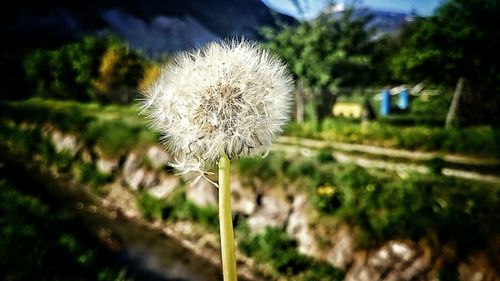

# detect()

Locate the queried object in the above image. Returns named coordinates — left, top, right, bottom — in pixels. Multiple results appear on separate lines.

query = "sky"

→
left=261, top=0, right=444, bottom=19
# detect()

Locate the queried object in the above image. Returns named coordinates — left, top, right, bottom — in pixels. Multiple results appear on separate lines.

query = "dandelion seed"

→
left=140, top=39, right=294, bottom=174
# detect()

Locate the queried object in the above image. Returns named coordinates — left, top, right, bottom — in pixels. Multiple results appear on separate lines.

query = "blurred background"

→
left=0, top=0, right=499, bottom=280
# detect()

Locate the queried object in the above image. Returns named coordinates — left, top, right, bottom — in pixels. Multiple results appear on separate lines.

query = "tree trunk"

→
left=362, top=97, right=376, bottom=121
left=295, top=80, right=304, bottom=123
left=316, top=88, right=337, bottom=121
left=445, top=77, right=465, bottom=129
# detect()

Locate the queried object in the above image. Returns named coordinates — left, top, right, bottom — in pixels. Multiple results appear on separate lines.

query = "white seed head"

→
left=140, top=39, right=294, bottom=173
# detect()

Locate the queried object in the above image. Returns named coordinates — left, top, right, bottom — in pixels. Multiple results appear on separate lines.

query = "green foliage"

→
left=392, top=0, right=500, bottom=88
left=238, top=151, right=499, bottom=255
left=0, top=99, right=157, bottom=158
left=262, top=9, right=374, bottom=90
left=136, top=188, right=219, bottom=230
left=320, top=165, right=499, bottom=252
left=164, top=189, right=219, bottom=230
left=0, top=180, right=131, bottom=281
left=239, top=227, right=343, bottom=280
left=286, top=117, right=500, bottom=156
left=391, top=0, right=500, bottom=124
left=137, top=192, right=168, bottom=221
left=409, top=87, right=453, bottom=122
left=236, top=152, right=289, bottom=183
left=83, top=120, right=152, bottom=158
left=23, top=35, right=147, bottom=103
left=76, top=162, right=112, bottom=189
left=0, top=98, right=94, bottom=132
left=0, top=121, right=112, bottom=196
left=262, top=6, right=375, bottom=119
left=24, top=36, right=105, bottom=101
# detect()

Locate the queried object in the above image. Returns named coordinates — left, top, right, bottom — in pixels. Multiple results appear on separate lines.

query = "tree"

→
left=262, top=5, right=375, bottom=120
left=391, top=0, right=500, bottom=126
left=24, top=35, right=146, bottom=103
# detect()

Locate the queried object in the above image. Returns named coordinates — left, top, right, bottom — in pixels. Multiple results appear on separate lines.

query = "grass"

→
left=137, top=188, right=219, bottom=231
left=237, top=151, right=500, bottom=255
left=3, top=98, right=500, bottom=158
left=0, top=98, right=157, bottom=158
left=285, top=117, right=500, bottom=156
left=0, top=120, right=345, bottom=279
left=2, top=98, right=498, bottom=276
left=83, top=119, right=155, bottom=158
left=0, top=179, right=131, bottom=281
left=238, top=226, right=344, bottom=281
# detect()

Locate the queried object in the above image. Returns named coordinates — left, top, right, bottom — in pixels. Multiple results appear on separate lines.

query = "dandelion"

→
left=140, top=39, right=293, bottom=281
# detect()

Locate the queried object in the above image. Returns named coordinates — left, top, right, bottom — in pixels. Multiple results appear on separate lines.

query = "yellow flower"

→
left=317, top=185, right=336, bottom=196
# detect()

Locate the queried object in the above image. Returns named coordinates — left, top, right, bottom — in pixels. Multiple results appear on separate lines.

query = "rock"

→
left=123, top=152, right=144, bottom=190
left=146, top=145, right=171, bottom=169
left=186, top=177, right=218, bottom=207
left=147, top=174, right=179, bottom=199
left=125, top=168, right=146, bottom=190
left=286, top=194, right=318, bottom=256
left=231, top=177, right=256, bottom=215
left=123, top=152, right=141, bottom=175
left=247, top=189, right=290, bottom=233
left=104, top=182, right=141, bottom=218
left=326, top=226, right=355, bottom=269
left=81, top=149, right=93, bottom=163
left=141, top=170, right=159, bottom=188
left=97, top=158, right=119, bottom=174
left=51, top=130, right=81, bottom=156
left=345, top=240, right=432, bottom=281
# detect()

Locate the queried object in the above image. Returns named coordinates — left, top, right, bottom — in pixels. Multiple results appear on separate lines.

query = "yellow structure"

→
left=332, top=102, right=363, bottom=118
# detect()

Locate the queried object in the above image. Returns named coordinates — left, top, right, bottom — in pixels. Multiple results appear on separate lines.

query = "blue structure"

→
left=398, top=89, right=410, bottom=110
left=380, top=89, right=391, bottom=116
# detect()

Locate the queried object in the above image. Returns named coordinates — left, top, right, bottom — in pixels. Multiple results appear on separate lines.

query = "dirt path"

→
left=277, top=136, right=500, bottom=166
left=274, top=137, right=500, bottom=184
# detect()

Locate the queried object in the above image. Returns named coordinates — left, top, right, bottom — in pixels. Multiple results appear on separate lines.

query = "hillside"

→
left=3, top=0, right=293, bottom=54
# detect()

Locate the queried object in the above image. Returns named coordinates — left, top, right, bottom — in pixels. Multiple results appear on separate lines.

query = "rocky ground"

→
left=41, top=125, right=499, bottom=281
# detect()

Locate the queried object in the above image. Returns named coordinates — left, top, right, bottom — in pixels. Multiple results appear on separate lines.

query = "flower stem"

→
left=219, top=151, right=237, bottom=281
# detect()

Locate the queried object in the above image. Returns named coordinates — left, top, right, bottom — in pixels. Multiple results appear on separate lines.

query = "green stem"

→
left=219, top=151, right=237, bottom=281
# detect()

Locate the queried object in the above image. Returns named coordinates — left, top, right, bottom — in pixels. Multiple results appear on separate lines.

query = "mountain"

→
left=332, top=7, right=414, bottom=38
left=2, top=0, right=293, bottom=54
left=361, top=8, right=414, bottom=37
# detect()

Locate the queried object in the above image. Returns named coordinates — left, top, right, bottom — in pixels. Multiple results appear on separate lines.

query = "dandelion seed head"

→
left=140, top=39, right=294, bottom=173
